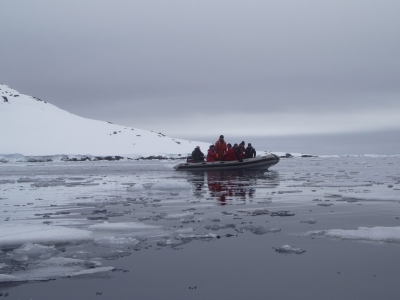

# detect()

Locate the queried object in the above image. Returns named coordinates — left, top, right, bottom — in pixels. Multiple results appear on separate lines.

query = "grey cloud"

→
left=1, top=0, right=400, bottom=138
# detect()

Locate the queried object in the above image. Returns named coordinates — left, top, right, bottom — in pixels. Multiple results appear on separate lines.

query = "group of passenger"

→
left=191, top=135, right=256, bottom=163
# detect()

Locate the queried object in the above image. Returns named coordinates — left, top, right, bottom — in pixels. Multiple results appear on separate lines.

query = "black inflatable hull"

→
left=174, top=154, right=279, bottom=171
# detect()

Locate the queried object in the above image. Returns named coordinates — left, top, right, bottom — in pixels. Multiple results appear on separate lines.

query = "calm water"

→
left=1, top=156, right=400, bottom=299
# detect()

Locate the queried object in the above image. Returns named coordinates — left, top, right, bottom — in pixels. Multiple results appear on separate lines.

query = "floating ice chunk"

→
left=300, top=218, right=317, bottom=224
left=257, top=199, right=272, bottom=204
left=151, top=181, right=191, bottom=191
left=181, top=218, right=195, bottom=224
left=157, top=239, right=191, bottom=247
left=17, top=177, right=40, bottom=183
left=66, top=266, right=115, bottom=277
left=39, top=257, right=101, bottom=267
left=126, top=184, right=146, bottom=192
left=0, top=179, right=15, bottom=184
left=277, top=190, right=303, bottom=194
left=237, top=208, right=269, bottom=216
left=106, top=211, right=125, bottom=217
left=31, top=180, right=66, bottom=188
left=163, top=213, right=194, bottom=220
left=175, top=227, right=194, bottom=233
left=94, top=236, right=140, bottom=248
left=0, top=224, right=93, bottom=248
left=246, top=226, right=281, bottom=235
left=0, top=274, right=24, bottom=282
left=89, top=222, right=160, bottom=232
left=179, top=233, right=217, bottom=239
left=64, top=249, right=131, bottom=261
left=308, top=226, right=400, bottom=243
left=205, top=224, right=236, bottom=231
left=12, top=254, right=29, bottom=262
left=12, top=266, right=85, bottom=281
left=307, top=182, right=372, bottom=187
left=340, top=195, right=400, bottom=203
left=205, top=225, right=222, bottom=231
left=196, top=233, right=218, bottom=239
left=11, top=243, right=58, bottom=260
left=270, top=211, right=295, bottom=217
left=275, top=245, right=306, bottom=254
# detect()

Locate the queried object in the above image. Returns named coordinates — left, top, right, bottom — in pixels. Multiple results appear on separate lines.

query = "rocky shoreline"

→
left=0, top=153, right=317, bottom=163
left=0, top=153, right=318, bottom=163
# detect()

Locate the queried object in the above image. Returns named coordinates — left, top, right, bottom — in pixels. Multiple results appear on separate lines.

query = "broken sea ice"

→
left=274, top=245, right=306, bottom=254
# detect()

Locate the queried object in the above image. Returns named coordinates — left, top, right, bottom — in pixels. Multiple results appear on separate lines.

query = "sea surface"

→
left=1, top=156, right=400, bottom=299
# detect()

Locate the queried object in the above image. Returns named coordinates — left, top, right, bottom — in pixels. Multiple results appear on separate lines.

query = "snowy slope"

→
left=0, top=84, right=210, bottom=157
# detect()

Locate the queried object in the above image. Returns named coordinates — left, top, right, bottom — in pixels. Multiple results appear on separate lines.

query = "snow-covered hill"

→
left=0, top=84, right=210, bottom=157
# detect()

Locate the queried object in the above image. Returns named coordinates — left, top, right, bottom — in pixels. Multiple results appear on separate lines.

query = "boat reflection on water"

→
left=188, top=169, right=280, bottom=206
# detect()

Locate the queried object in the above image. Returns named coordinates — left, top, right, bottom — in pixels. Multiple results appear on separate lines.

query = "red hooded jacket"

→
left=224, top=148, right=236, bottom=161
left=215, top=140, right=227, bottom=159
left=207, top=149, right=216, bottom=162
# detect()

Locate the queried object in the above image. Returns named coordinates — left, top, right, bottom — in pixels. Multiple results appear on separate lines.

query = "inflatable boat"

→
left=174, top=154, right=279, bottom=171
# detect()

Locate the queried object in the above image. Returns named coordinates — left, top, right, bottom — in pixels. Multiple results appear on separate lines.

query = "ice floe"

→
left=205, top=224, right=236, bottom=231
left=270, top=211, right=295, bottom=217
left=175, top=227, right=194, bottom=233
left=126, top=184, right=146, bottom=192
left=93, top=236, right=140, bottom=248
left=0, top=224, right=93, bottom=248
left=337, top=195, right=400, bottom=203
left=163, top=213, right=194, bottom=220
left=304, top=182, right=373, bottom=187
left=10, top=243, right=58, bottom=260
left=237, top=208, right=270, bottom=216
left=0, top=274, right=24, bottom=283
left=245, top=226, right=281, bottom=235
left=151, top=181, right=191, bottom=191
left=307, top=226, right=400, bottom=243
left=274, top=245, right=306, bottom=254
left=88, top=222, right=160, bottom=232
left=38, top=257, right=101, bottom=267
left=66, top=266, right=115, bottom=277
left=300, top=218, right=317, bottom=224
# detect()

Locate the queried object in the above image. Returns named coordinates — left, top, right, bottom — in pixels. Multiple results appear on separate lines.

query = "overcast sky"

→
left=1, top=0, right=400, bottom=142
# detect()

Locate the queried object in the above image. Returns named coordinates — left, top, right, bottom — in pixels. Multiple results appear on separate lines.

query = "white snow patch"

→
left=0, top=84, right=210, bottom=156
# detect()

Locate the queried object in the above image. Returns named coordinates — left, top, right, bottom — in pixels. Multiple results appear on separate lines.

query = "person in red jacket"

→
left=224, top=143, right=236, bottom=161
left=215, top=135, right=227, bottom=160
left=207, top=145, right=217, bottom=162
